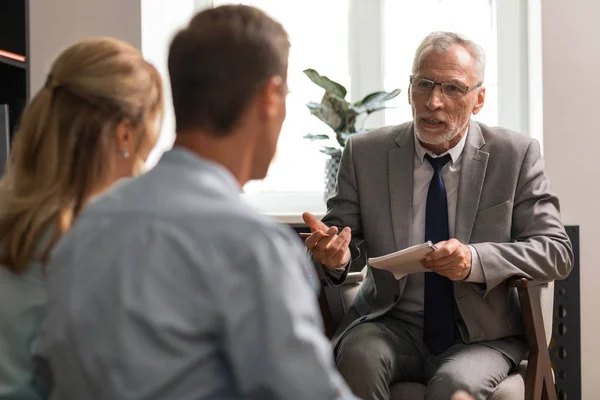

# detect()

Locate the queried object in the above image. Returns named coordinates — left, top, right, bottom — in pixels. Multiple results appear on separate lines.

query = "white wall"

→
left=140, top=0, right=210, bottom=166
left=542, top=0, right=600, bottom=397
left=29, top=0, right=142, bottom=95
left=496, top=0, right=529, bottom=135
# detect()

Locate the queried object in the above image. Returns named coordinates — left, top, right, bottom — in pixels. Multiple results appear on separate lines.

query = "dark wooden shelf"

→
left=0, top=0, right=29, bottom=157
left=0, top=53, right=26, bottom=69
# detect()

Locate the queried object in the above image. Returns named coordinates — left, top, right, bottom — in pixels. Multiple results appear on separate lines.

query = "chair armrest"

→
left=506, top=276, right=548, bottom=288
left=505, top=276, right=557, bottom=400
left=317, top=272, right=365, bottom=340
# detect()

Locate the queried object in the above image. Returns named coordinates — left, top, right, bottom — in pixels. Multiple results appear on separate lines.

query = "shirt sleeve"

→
left=218, top=226, right=358, bottom=400
left=466, top=245, right=486, bottom=283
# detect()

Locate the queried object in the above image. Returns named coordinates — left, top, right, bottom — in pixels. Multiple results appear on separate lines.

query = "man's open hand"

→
left=302, top=212, right=351, bottom=269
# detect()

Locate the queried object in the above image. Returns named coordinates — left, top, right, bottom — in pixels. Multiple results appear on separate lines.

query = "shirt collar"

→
left=414, top=127, right=469, bottom=165
left=160, top=146, right=242, bottom=197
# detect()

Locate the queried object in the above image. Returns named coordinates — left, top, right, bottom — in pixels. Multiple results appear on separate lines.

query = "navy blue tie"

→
left=423, top=153, right=455, bottom=354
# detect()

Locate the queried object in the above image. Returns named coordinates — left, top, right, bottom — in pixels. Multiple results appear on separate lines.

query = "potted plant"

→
left=303, top=68, right=401, bottom=198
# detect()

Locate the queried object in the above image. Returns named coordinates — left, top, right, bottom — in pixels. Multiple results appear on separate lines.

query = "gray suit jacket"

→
left=322, top=121, right=574, bottom=364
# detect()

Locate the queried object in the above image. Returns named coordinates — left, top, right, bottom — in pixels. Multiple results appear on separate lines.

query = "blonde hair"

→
left=0, top=37, right=163, bottom=273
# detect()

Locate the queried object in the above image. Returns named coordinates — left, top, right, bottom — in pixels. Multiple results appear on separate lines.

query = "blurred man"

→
left=41, top=5, right=357, bottom=400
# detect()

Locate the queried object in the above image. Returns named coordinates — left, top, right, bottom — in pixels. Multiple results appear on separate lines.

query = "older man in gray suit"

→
left=302, top=31, right=573, bottom=400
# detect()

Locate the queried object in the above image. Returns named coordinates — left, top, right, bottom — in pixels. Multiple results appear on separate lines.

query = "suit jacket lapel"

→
left=389, top=124, right=415, bottom=251
left=454, top=121, right=489, bottom=243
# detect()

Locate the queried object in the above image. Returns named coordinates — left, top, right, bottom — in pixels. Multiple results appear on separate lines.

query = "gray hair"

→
left=411, top=31, right=486, bottom=82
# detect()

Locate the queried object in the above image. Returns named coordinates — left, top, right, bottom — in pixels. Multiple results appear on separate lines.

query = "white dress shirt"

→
left=392, top=129, right=485, bottom=327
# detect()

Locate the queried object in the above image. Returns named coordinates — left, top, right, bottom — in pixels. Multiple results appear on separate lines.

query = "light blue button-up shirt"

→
left=41, top=148, right=356, bottom=400
left=0, top=262, right=46, bottom=400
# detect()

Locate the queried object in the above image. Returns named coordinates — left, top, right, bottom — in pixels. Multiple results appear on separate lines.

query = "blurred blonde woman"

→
left=0, top=37, right=163, bottom=399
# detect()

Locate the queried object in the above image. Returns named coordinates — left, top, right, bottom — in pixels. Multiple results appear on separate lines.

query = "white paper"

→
left=368, top=241, right=435, bottom=280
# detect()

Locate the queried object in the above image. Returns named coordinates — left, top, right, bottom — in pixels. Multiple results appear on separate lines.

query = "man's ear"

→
left=408, top=86, right=412, bottom=105
left=260, top=75, right=286, bottom=119
left=471, top=87, right=486, bottom=115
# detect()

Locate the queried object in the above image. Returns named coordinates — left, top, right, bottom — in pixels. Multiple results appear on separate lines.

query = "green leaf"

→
left=335, top=130, right=354, bottom=147
left=303, top=133, right=331, bottom=141
left=322, top=92, right=349, bottom=114
left=337, top=132, right=353, bottom=141
left=354, top=89, right=402, bottom=106
left=304, top=68, right=347, bottom=98
left=335, top=128, right=370, bottom=147
left=319, top=146, right=343, bottom=157
left=365, top=105, right=388, bottom=115
left=321, top=93, right=356, bottom=133
left=306, top=102, right=342, bottom=132
left=351, top=88, right=402, bottom=114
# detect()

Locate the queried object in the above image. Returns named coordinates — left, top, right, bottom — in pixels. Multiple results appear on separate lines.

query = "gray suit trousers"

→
left=335, top=316, right=513, bottom=400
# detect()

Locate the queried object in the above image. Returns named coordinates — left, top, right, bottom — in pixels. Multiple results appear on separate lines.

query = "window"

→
left=381, top=0, right=498, bottom=127
left=214, top=0, right=501, bottom=212
left=143, top=0, right=533, bottom=216
left=213, top=0, right=351, bottom=196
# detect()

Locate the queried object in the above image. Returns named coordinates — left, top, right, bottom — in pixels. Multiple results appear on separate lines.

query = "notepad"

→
left=368, top=241, right=436, bottom=280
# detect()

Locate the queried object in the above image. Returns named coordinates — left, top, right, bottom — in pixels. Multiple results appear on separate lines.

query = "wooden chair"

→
left=318, top=272, right=557, bottom=400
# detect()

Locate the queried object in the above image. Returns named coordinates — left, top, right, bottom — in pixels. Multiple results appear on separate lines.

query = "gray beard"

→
left=414, top=118, right=469, bottom=146
left=414, top=123, right=459, bottom=145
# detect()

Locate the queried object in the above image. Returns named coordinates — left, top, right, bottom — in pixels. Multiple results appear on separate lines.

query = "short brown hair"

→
left=168, top=5, right=289, bottom=135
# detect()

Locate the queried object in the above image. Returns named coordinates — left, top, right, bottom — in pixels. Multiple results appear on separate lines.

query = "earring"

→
left=121, top=149, right=130, bottom=158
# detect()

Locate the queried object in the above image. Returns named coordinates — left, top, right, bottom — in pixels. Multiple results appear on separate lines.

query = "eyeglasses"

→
left=409, top=77, right=482, bottom=99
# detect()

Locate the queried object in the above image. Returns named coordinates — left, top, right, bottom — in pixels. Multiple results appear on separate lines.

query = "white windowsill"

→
left=241, top=191, right=327, bottom=225
left=261, top=212, right=325, bottom=225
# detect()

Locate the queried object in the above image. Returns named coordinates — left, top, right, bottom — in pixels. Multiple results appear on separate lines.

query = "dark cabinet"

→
left=0, top=0, right=29, bottom=172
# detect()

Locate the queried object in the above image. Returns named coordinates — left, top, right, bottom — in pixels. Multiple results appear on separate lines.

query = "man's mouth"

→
left=422, top=118, right=444, bottom=125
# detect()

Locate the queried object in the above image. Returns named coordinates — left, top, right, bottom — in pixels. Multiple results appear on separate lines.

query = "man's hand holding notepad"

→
left=368, top=241, right=437, bottom=280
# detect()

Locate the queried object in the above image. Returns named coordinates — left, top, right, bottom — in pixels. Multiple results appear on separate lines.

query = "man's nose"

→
left=426, top=84, right=444, bottom=110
